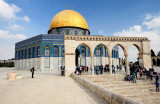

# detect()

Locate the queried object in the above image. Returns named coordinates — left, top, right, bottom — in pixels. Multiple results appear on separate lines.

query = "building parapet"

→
left=64, top=35, right=149, bottom=41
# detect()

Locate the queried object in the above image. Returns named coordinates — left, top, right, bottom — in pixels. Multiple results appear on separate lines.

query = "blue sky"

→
left=0, top=0, right=160, bottom=60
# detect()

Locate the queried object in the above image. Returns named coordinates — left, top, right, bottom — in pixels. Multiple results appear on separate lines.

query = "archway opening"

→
left=112, top=44, right=125, bottom=73
left=94, top=44, right=109, bottom=66
left=128, top=45, right=139, bottom=66
left=152, top=59, right=156, bottom=65
left=157, top=58, right=160, bottom=66
left=75, top=44, right=91, bottom=74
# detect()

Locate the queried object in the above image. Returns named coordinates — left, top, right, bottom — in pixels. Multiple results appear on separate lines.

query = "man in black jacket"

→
left=31, top=66, right=35, bottom=78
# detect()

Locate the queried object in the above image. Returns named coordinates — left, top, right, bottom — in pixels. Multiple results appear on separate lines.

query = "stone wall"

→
left=14, top=57, right=64, bottom=71
left=71, top=73, right=142, bottom=104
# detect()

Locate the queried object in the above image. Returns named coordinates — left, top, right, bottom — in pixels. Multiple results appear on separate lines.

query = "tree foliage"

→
left=151, top=49, right=156, bottom=56
left=157, top=51, right=160, bottom=56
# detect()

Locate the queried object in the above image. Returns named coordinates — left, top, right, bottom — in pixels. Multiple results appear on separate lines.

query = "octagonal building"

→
left=15, top=9, right=119, bottom=71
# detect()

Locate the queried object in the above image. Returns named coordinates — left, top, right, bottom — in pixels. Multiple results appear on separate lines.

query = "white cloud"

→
left=0, top=0, right=30, bottom=22
left=143, top=15, right=160, bottom=29
left=0, top=29, right=27, bottom=39
left=99, top=30, right=104, bottom=35
left=0, top=0, right=21, bottom=20
left=129, top=25, right=141, bottom=32
left=22, top=15, right=30, bottom=22
left=10, top=24, right=23, bottom=30
left=114, top=14, right=160, bottom=62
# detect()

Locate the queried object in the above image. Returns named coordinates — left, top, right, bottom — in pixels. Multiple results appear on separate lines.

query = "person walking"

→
left=140, top=69, right=142, bottom=78
left=96, top=66, right=99, bottom=75
left=119, top=65, right=122, bottom=70
left=132, top=72, right=136, bottom=83
left=30, top=66, right=35, bottom=78
left=155, top=79, right=159, bottom=92
left=117, top=65, right=119, bottom=70
left=112, top=65, right=115, bottom=74
left=100, top=65, right=103, bottom=74
left=156, top=72, right=159, bottom=81
left=150, top=69, right=153, bottom=80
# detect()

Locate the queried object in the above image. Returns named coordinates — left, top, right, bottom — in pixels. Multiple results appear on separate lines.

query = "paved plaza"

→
left=0, top=68, right=106, bottom=104
left=0, top=67, right=159, bottom=104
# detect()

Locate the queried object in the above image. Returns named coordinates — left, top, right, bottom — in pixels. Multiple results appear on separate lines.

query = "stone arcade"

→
left=64, top=35, right=152, bottom=76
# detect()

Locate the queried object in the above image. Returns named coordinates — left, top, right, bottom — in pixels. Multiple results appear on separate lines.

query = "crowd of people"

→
left=75, top=64, right=123, bottom=75
left=75, top=65, right=89, bottom=75
left=124, top=64, right=159, bottom=92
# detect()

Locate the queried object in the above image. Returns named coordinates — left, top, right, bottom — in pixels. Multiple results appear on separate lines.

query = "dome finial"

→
left=68, top=5, right=70, bottom=10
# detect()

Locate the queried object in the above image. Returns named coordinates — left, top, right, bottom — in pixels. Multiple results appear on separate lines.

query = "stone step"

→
left=103, top=84, right=154, bottom=89
left=99, top=81, right=154, bottom=87
left=111, top=86, right=154, bottom=91
left=81, top=74, right=160, bottom=104
left=141, top=96, right=160, bottom=102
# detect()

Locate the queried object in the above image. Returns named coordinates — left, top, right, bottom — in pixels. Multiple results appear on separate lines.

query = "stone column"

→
left=142, top=53, right=151, bottom=70
left=64, top=53, right=75, bottom=77
left=125, top=54, right=129, bottom=75
left=91, top=53, right=94, bottom=75
left=141, top=41, right=152, bottom=70
left=108, top=54, right=112, bottom=74
left=138, top=53, right=143, bottom=67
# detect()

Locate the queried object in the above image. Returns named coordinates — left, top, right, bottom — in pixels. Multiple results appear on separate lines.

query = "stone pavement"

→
left=0, top=68, right=107, bottom=104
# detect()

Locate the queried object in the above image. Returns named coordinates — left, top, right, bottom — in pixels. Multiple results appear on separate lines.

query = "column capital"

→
left=108, top=53, right=112, bottom=58
left=124, top=54, right=128, bottom=57
left=64, top=53, right=76, bottom=55
left=142, top=52, right=151, bottom=55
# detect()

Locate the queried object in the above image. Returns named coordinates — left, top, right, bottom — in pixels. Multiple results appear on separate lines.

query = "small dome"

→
left=49, top=9, right=89, bottom=32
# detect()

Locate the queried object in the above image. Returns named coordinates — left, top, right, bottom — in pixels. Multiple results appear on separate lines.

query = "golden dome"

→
left=49, top=9, right=89, bottom=31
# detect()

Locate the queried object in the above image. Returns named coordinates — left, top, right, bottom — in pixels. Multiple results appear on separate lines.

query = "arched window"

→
left=57, top=30, right=60, bottom=35
left=75, top=31, right=78, bottom=35
left=53, top=46, right=59, bottom=56
left=61, top=46, right=64, bottom=56
left=37, top=46, right=41, bottom=57
left=15, top=51, right=17, bottom=59
left=18, top=51, right=20, bottom=59
left=33, top=47, right=35, bottom=58
left=25, top=49, right=27, bottom=59
left=81, top=46, right=86, bottom=56
left=96, top=46, right=101, bottom=56
left=45, top=46, right=50, bottom=56
left=66, top=30, right=69, bottom=35
left=82, top=31, right=86, bottom=35
left=22, top=50, right=24, bottom=59
left=21, top=50, right=24, bottom=59
left=29, top=48, right=31, bottom=58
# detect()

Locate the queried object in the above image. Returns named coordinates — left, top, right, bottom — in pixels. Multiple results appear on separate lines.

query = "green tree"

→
left=151, top=49, right=156, bottom=56
left=157, top=51, right=160, bottom=56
